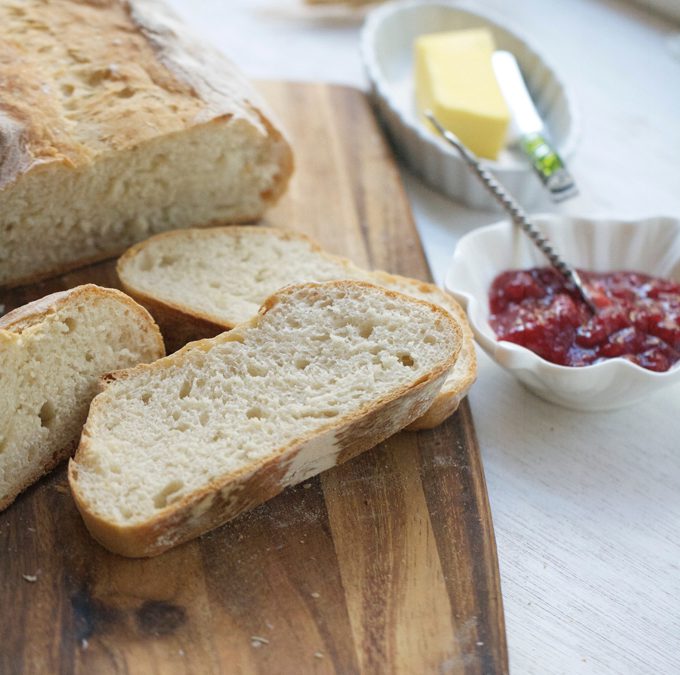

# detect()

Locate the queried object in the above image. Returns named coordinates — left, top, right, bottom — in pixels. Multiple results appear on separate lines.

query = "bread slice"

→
left=117, top=226, right=477, bottom=428
left=0, top=0, right=292, bottom=288
left=0, top=285, right=164, bottom=511
left=69, top=281, right=461, bottom=557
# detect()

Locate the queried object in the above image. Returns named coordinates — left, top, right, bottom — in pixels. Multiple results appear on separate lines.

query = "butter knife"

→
left=492, top=51, right=578, bottom=202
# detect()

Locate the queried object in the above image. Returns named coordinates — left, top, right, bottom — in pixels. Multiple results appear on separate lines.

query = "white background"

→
left=166, top=1, right=680, bottom=672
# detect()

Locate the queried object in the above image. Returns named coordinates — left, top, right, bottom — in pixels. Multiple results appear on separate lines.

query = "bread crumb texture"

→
left=71, top=282, right=459, bottom=527
left=0, top=0, right=292, bottom=286
left=0, top=286, right=163, bottom=510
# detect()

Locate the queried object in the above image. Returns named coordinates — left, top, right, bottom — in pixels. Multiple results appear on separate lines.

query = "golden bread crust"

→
left=0, top=0, right=290, bottom=187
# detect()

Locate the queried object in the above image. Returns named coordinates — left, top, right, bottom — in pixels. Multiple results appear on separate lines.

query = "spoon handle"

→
left=425, top=110, right=596, bottom=313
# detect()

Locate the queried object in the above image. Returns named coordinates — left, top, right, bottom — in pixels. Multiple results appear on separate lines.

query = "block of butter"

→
left=415, top=28, right=510, bottom=160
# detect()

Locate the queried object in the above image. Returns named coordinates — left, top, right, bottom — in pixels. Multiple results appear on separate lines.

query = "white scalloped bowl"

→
left=361, top=0, right=578, bottom=211
left=445, top=215, right=680, bottom=410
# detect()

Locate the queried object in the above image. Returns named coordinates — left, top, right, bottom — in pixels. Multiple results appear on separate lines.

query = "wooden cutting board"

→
left=0, top=82, right=508, bottom=675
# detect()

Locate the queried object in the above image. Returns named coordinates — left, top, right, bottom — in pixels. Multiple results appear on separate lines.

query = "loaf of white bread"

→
left=0, top=0, right=292, bottom=288
left=69, top=281, right=462, bottom=557
left=117, top=226, right=477, bottom=428
left=0, top=285, right=164, bottom=511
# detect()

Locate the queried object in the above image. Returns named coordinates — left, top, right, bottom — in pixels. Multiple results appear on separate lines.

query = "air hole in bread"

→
left=358, top=322, right=374, bottom=339
left=178, top=378, right=192, bottom=399
left=63, top=317, right=76, bottom=333
left=141, top=391, right=152, bottom=405
left=171, top=410, right=181, bottom=421
left=85, top=351, right=94, bottom=362
left=176, top=422, right=190, bottom=432
left=139, top=254, right=154, bottom=272
left=60, top=83, right=75, bottom=97
left=117, top=87, right=135, bottom=99
left=153, top=480, right=184, bottom=509
left=398, top=353, right=415, bottom=368
left=297, top=409, right=339, bottom=419
left=39, top=401, right=56, bottom=429
left=246, top=406, right=265, bottom=420
left=159, top=255, right=177, bottom=268
left=199, top=411, right=209, bottom=426
left=209, top=281, right=221, bottom=289
left=247, top=363, right=267, bottom=377
left=424, top=335, right=436, bottom=345
left=294, top=358, right=310, bottom=370
left=0, top=438, right=6, bottom=455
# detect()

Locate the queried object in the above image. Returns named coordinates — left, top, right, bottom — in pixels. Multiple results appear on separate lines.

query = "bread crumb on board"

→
left=314, top=651, right=324, bottom=659
left=22, top=574, right=38, bottom=583
left=251, top=636, right=269, bottom=648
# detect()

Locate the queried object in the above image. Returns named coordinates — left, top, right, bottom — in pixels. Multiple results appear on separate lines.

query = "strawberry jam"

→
left=489, top=268, right=680, bottom=371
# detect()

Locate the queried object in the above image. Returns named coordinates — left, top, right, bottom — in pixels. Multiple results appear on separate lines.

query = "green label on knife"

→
left=521, top=132, right=578, bottom=202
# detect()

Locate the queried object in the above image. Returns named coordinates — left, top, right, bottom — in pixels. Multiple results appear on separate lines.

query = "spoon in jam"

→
left=425, top=110, right=598, bottom=314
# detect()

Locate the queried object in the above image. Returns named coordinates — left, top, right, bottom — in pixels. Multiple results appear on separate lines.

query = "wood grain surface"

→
left=0, top=81, right=507, bottom=675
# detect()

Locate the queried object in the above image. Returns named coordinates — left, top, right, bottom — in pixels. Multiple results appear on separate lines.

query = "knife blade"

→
left=492, top=50, right=578, bottom=202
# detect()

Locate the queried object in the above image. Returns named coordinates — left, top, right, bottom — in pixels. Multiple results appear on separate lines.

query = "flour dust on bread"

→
left=117, top=226, right=477, bottom=428
left=69, top=281, right=461, bottom=557
left=0, top=285, right=164, bottom=511
left=0, top=0, right=292, bottom=288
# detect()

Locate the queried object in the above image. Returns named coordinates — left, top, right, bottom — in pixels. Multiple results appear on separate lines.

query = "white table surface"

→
left=167, top=1, right=680, bottom=672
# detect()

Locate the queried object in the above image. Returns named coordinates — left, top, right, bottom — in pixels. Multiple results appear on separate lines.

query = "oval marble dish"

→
left=361, top=0, right=578, bottom=211
left=445, top=215, right=680, bottom=410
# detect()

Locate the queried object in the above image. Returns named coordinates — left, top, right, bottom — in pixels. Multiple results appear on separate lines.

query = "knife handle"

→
left=521, top=132, right=578, bottom=202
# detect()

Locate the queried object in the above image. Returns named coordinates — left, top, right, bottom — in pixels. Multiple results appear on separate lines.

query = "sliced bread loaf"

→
left=0, top=285, right=164, bottom=511
left=69, top=281, right=461, bottom=557
left=0, top=0, right=292, bottom=288
left=117, top=226, right=476, bottom=428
